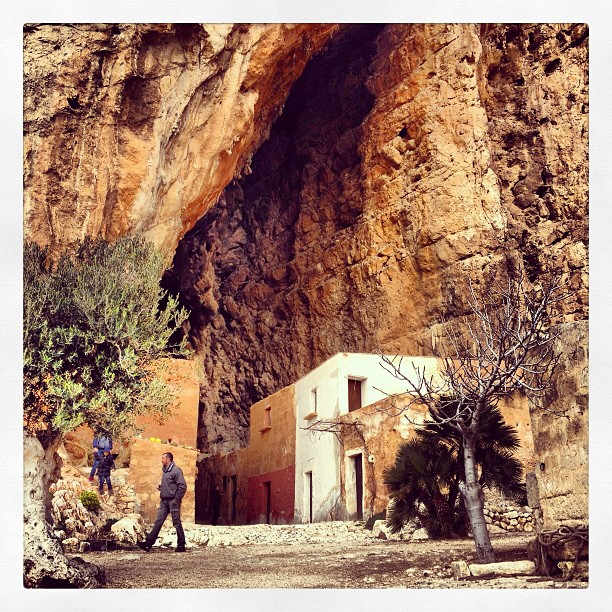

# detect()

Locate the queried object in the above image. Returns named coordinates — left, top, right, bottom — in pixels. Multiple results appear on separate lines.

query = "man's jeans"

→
left=145, top=498, right=185, bottom=547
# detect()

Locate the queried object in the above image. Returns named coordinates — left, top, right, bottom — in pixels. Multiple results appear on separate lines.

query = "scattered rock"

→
left=411, top=528, right=429, bottom=540
left=468, top=560, right=536, bottom=577
left=451, top=560, right=471, bottom=579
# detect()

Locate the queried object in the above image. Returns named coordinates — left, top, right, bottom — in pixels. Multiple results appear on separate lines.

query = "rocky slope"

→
left=23, top=23, right=588, bottom=454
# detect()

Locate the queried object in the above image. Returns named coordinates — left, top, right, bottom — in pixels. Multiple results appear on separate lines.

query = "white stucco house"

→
left=293, top=352, right=440, bottom=523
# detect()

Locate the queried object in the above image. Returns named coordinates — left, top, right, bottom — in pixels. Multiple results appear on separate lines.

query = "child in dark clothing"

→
left=96, top=449, right=116, bottom=494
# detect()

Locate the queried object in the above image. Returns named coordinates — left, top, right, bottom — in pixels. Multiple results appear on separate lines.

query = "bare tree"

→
left=380, top=260, right=571, bottom=563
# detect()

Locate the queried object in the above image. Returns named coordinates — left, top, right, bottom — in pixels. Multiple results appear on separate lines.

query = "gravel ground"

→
left=73, top=523, right=588, bottom=589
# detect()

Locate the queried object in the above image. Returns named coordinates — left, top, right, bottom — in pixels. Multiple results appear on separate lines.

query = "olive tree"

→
left=23, top=236, right=189, bottom=587
left=381, top=259, right=570, bottom=563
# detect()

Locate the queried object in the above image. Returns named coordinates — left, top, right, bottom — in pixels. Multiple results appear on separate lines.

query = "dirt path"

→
left=75, top=532, right=586, bottom=589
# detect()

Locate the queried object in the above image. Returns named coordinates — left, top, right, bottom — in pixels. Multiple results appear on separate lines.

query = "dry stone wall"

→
left=49, top=465, right=145, bottom=551
left=484, top=503, right=535, bottom=534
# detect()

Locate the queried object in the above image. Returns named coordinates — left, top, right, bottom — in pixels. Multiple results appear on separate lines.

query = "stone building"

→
left=198, top=352, right=534, bottom=525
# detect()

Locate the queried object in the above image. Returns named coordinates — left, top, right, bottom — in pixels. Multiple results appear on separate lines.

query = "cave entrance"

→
left=166, top=24, right=386, bottom=460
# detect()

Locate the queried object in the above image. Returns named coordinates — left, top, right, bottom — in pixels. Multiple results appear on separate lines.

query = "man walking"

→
left=137, top=452, right=187, bottom=552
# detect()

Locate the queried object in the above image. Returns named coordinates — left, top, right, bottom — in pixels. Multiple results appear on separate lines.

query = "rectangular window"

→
left=260, top=406, right=272, bottom=432
left=348, top=378, right=363, bottom=412
left=304, top=388, right=318, bottom=420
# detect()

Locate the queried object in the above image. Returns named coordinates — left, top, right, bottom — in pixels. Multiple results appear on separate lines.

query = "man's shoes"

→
left=88, top=477, right=94, bottom=482
left=175, top=546, right=186, bottom=552
left=137, top=541, right=152, bottom=552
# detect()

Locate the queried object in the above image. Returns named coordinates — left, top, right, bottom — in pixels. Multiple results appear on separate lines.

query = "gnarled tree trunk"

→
left=460, top=431, right=495, bottom=563
left=23, top=432, right=104, bottom=588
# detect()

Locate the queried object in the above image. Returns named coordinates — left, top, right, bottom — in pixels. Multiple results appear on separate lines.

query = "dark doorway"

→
left=348, top=378, right=362, bottom=412
left=263, top=481, right=271, bottom=524
left=354, top=454, right=363, bottom=520
left=230, top=475, right=237, bottom=522
left=305, top=471, right=313, bottom=523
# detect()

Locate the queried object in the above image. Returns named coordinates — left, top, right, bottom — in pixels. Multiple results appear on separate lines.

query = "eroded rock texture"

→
left=24, top=23, right=588, bottom=457
left=165, top=24, right=588, bottom=452
left=24, top=23, right=337, bottom=256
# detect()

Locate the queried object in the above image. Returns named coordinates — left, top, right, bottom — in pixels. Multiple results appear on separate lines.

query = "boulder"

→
left=468, top=560, right=536, bottom=577
left=557, top=561, right=588, bottom=581
left=371, top=520, right=389, bottom=540
left=411, top=528, right=429, bottom=540
left=110, top=515, right=146, bottom=544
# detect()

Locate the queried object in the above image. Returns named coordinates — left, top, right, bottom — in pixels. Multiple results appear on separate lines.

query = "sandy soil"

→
left=74, top=532, right=587, bottom=589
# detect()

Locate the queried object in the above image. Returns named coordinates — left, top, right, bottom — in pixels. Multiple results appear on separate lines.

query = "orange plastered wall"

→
left=246, top=384, right=296, bottom=477
left=128, top=438, right=197, bottom=524
left=135, top=359, right=200, bottom=449
left=498, top=393, right=535, bottom=472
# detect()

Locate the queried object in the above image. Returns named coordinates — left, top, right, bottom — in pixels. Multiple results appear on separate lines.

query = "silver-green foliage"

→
left=24, top=236, right=190, bottom=440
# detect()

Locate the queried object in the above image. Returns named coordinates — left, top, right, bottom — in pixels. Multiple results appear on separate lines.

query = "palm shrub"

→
left=384, top=437, right=469, bottom=538
left=384, top=402, right=525, bottom=538
left=23, top=236, right=190, bottom=443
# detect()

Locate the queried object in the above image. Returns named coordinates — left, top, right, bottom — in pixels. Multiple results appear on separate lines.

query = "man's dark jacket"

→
left=160, top=462, right=187, bottom=501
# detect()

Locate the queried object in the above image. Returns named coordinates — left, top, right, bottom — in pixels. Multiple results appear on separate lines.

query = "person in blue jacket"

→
left=88, top=433, right=113, bottom=481
left=96, top=448, right=116, bottom=494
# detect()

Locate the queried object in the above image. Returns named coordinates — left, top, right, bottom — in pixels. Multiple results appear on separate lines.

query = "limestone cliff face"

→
left=24, top=23, right=337, bottom=256
left=165, top=24, right=588, bottom=452
left=24, top=23, right=588, bottom=455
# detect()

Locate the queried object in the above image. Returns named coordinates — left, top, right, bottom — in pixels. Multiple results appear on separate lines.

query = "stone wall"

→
left=527, top=320, right=588, bottom=532
left=483, top=502, right=535, bottom=533
left=128, top=438, right=197, bottom=524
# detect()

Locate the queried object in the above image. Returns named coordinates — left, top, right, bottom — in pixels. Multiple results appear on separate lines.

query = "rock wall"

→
left=23, top=23, right=588, bottom=489
left=24, top=23, right=337, bottom=257
left=527, top=320, right=589, bottom=532
left=166, top=24, right=588, bottom=452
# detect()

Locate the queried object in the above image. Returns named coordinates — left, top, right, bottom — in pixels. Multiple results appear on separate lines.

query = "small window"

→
left=348, top=378, right=364, bottom=412
left=260, top=406, right=272, bottom=432
left=304, top=388, right=318, bottom=420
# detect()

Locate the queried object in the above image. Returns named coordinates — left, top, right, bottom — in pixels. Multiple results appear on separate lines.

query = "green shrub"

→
left=79, top=490, right=101, bottom=512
